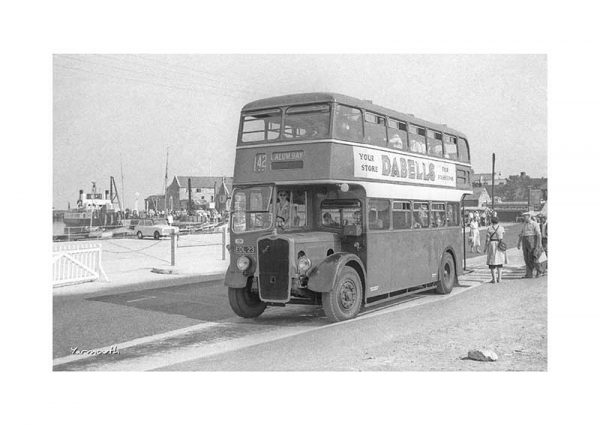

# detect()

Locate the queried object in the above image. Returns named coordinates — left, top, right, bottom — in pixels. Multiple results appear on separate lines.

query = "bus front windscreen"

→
left=241, top=104, right=331, bottom=142
left=231, top=186, right=274, bottom=233
left=283, top=104, right=331, bottom=140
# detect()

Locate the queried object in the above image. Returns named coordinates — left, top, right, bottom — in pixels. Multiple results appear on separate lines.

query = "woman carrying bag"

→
left=484, top=216, right=508, bottom=283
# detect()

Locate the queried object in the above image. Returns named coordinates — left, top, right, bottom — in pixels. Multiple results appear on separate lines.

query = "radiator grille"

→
left=258, top=238, right=290, bottom=301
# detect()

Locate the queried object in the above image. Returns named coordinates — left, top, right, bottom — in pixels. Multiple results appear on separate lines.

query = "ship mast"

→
left=110, top=176, right=122, bottom=210
left=120, top=156, right=125, bottom=211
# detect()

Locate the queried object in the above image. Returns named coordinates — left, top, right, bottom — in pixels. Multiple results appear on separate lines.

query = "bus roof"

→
left=242, top=92, right=468, bottom=139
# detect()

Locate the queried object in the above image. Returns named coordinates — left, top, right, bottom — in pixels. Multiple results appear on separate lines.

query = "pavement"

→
left=53, top=223, right=532, bottom=297
left=52, top=230, right=230, bottom=296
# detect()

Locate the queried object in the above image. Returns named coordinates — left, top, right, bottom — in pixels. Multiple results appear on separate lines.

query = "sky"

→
left=53, top=54, right=546, bottom=210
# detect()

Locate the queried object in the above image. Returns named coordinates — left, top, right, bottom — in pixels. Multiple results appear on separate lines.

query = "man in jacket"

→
left=517, top=212, right=542, bottom=278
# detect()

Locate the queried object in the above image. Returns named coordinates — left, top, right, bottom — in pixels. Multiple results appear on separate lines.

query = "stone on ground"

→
left=468, top=349, right=498, bottom=362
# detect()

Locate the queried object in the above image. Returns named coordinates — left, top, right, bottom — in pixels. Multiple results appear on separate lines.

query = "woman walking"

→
left=469, top=218, right=481, bottom=253
left=484, top=216, right=508, bottom=283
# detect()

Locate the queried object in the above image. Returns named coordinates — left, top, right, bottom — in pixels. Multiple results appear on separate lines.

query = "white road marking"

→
left=53, top=321, right=221, bottom=367
left=126, top=296, right=157, bottom=303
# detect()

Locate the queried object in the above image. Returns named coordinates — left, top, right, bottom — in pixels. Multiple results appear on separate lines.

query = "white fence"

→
left=53, top=242, right=109, bottom=287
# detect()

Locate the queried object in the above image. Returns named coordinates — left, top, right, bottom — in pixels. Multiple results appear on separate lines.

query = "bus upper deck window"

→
left=427, top=130, right=443, bottom=157
left=408, top=125, right=426, bottom=154
left=241, top=109, right=282, bottom=143
left=457, top=137, right=470, bottom=162
left=283, top=104, right=331, bottom=140
left=443, top=134, right=459, bottom=160
left=334, top=104, right=363, bottom=143
left=387, top=119, right=407, bottom=151
left=364, top=112, right=387, bottom=147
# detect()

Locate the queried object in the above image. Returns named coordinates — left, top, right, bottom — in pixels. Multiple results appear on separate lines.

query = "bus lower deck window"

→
left=368, top=199, right=390, bottom=230
left=392, top=201, right=411, bottom=229
left=413, top=202, right=429, bottom=228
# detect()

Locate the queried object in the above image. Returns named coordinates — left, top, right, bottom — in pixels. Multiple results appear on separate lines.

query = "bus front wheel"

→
left=228, top=286, right=267, bottom=318
left=322, top=266, right=363, bottom=322
left=436, top=252, right=456, bottom=294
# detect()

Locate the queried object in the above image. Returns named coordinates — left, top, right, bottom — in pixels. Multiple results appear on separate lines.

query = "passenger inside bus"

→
left=352, top=210, right=362, bottom=226
left=306, top=122, right=327, bottom=138
left=388, top=134, right=404, bottom=150
left=322, top=212, right=338, bottom=227
left=413, top=204, right=429, bottom=228
left=335, top=105, right=363, bottom=142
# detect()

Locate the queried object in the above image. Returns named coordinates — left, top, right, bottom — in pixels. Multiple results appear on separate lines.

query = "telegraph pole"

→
left=491, top=153, right=496, bottom=210
left=164, top=147, right=169, bottom=214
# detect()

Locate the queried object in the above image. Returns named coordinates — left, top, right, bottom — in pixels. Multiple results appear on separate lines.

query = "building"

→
left=165, top=176, right=233, bottom=214
left=144, top=194, right=166, bottom=212
left=492, top=201, right=530, bottom=222
left=463, top=187, right=492, bottom=209
left=473, top=172, right=507, bottom=186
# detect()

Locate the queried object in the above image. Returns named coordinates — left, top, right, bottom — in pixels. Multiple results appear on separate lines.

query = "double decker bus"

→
left=225, top=93, right=472, bottom=322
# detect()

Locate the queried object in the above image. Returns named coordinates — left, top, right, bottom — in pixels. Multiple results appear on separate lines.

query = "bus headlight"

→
left=236, top=256, right=251, bottom=271
left=297, top=256, right=312, bottom=274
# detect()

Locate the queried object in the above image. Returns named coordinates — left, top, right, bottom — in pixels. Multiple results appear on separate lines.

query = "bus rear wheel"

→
left=322, top=266, right=363, bottom=322
left=228, top=286, right=267, bottom=318
left=436, top=252, right=456, bottom=294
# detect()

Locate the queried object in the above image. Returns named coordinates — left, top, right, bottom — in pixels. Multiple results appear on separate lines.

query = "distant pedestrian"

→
left=484, top=216, right=507, bottom=283
left=517, top=212, right=542, bottom=278
left=469, top=218, right=481, bottom=253
left=538, top=213, right=548, bottom=273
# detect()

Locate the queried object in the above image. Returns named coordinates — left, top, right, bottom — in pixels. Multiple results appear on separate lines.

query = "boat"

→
left=62, top=178, right=123, bottom=236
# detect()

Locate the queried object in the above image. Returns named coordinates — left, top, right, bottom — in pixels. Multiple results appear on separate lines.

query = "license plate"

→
left=235, top=246, right=255, bottom=254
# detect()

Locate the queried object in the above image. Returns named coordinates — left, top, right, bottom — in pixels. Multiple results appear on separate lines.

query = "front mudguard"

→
left=224, top=264, right=251, bottom=288
left=306, top=252, right=365, bottom=294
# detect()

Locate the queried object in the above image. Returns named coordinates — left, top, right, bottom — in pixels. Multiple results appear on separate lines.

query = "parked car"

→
left=134, top=218, right=179, bottom=240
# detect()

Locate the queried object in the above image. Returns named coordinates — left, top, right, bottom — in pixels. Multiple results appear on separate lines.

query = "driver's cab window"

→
left=275, top=189, right=308, bottom=230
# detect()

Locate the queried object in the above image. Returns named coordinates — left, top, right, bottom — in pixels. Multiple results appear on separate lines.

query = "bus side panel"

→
left=427, top=227, right=464, bottom=281
left=364, top=231, right=391, bottom=295
left=370, top=227, right=464, bottom=294
left=389, top=229, right=437, bottom=290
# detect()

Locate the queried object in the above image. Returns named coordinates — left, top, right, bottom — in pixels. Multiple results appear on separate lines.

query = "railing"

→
left=176, top=226, right=227, bottom=261
left=52, top=242, right=109, bottom=287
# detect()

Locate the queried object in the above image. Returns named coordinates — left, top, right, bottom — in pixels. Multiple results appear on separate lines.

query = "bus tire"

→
left=322, top=266, right=363, bottom=322
left=228, top=286, right=267, bottom=318
left=436, top=252, right=456, bottom=294
left=137, top=231, right=143, bottom=239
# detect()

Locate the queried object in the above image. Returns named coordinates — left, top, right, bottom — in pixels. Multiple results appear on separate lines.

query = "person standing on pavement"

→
left=484, top=216, right=507, bottom=283
left=517, top=211, right=542, bottom=278
left=539, top=213, right=548, bottom=271
left=469, top=218, right=481, bottom=253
